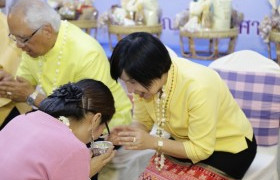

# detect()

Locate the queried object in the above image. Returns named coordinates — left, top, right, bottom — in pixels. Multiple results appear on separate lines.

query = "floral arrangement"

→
left=58, top=116, right=70, bottom=127
left=259, top=0, right=280, bottom=42
left=98, top=0, right=161, bottom=28
left=174, top=0, right=243, bottom=32
left=47, top=0, right=98, bottom=20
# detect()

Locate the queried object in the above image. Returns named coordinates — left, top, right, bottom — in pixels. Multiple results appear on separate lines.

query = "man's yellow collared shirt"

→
left=17, top=21, right=132, bottom=127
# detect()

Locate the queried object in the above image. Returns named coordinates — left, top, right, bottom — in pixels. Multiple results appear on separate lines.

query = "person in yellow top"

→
left=109, top=32, right=256, bottom=179
left=0, top=11, right=31, bottom=130
left=0, top=0, right=132, bottom=130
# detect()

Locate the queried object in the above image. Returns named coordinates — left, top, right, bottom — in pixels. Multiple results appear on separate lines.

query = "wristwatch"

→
left=26, top=90, right=39, bottom=106
left=157, top=138, right=163, bottom=152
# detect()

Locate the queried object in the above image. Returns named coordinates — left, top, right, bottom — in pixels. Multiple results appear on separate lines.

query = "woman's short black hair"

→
left=110, top=32, right=172, bottom=88
left=39, top=79, right=115, bottom=124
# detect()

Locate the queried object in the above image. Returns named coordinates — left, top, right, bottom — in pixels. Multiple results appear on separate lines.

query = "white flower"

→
left=58, top=116, right=70, bottom=127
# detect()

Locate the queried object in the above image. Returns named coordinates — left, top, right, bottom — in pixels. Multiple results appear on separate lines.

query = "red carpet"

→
left=139, top=155, right=233, bottom=180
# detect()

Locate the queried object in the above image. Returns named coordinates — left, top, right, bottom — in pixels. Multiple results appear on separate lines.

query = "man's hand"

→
left=0, top=76, right=35, bottom=102
left=0, top=70, right=14, bottom=82
left=89, top=146, right=116, bottom=177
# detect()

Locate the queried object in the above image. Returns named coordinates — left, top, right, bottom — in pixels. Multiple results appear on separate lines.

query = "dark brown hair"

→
left=39, top=79, right=115, bottom=124
left=110, top=32, right=171, bottom=89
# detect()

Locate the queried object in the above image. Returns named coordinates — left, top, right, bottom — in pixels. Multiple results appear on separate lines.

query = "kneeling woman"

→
left=0, top=79, right=116, bottom=179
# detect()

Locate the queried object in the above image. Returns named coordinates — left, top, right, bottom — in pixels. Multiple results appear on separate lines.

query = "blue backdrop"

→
left=94, top=0, right=273, bottom=59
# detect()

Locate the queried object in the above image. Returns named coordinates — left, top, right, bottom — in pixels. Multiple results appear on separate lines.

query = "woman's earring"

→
left=90, top=128, right=95, bottom=149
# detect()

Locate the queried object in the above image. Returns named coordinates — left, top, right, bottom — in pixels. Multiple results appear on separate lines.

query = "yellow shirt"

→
left=133, top=57, right=253, bottom=163
left=0, top=12, right=31, bottom=124
left=16, top=21, right=132, bottom=127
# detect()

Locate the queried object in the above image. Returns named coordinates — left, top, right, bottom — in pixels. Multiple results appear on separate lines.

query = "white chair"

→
left=165, top=45, right=178, bottom=58
left=209, top=50, right=280, bottom=180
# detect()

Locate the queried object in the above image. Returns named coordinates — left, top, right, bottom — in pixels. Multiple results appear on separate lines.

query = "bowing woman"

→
left=109, top=32, right=256, bottom=179
left=0, top=79, right=116, bottom=180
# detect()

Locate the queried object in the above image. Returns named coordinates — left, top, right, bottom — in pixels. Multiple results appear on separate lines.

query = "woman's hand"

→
left=116, top=126, right=157, bottom=150
left=89, top=146, right=116, bottom=177
left=106, top=125, right=132, bottom=145
left=106, top=126, right=122, bottom=145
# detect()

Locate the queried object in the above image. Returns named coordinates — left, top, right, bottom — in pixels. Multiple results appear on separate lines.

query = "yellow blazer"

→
left=133, top=57, right=253, bottom=163
left=0, top=12, right=30, bottom=125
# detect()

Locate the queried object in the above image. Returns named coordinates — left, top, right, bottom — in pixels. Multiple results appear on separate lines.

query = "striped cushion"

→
left=214, top=69, right=280, bottom=146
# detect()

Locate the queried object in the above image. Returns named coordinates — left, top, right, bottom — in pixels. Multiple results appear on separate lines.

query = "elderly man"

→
left=0, top=0, right=132, bottom=130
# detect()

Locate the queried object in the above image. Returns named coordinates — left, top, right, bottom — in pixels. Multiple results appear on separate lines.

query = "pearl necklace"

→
left=154, top=64, right=174, bottom=171
left=38, top=21, right=69, bottom=93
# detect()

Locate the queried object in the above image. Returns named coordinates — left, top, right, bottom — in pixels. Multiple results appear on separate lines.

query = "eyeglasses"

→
left=8, top=27, right=41, bottom=44
left=105, top=122, right=110, bottom=135
left=99, top=122, right=111, bottom=139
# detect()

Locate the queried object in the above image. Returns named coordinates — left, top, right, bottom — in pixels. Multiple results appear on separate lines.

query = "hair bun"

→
left=50, top=83, right=83, bottom=102
left=39, top=83, right=83, bottom=118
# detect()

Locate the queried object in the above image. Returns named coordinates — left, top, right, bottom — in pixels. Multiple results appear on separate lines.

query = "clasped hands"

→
left=0, top=70, right=35, bottom=102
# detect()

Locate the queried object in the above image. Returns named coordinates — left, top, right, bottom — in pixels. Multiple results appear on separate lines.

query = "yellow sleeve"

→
left=133, top=95, right=154, bottom=131
left=183, top=78, right=220, bottom=163
left=16, top=53, right=37, bottom=86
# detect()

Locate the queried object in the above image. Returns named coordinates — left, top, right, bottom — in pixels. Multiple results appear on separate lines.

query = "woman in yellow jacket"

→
left=109, top=32, right=257, bottom=179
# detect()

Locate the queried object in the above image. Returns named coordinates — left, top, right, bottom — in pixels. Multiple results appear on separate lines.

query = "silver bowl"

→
left=91, top=141, right=113, bottom=156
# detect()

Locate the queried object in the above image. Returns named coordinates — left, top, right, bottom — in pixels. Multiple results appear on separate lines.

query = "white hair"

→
left=9, top=0, right=61, bottom=32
